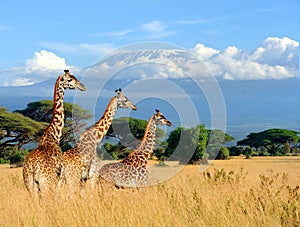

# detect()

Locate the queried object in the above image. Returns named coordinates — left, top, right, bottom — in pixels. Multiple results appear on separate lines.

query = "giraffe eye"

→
left=67, top=79, right=72, bottom=82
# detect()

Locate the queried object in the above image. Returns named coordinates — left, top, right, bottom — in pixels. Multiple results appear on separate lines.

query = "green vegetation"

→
left=164, top=126, right=234, bottom=164
left=1, top=101, right=92, bottom=164
left=1, top=101, right=300, bottom=165
left=237, top=128, right=300, bottom=157
left=0, top=107, right=46, bottom=150
left=165, top=125, right=207, bottom=164
left=99, top=117, right=166, bottom=159
left=15, top=100, right=93, bottom=151
left=0, top=146, right=29, bottom=167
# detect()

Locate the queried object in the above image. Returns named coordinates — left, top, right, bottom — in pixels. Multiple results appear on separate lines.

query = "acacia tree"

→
left=15, top=100, right=93, bottom=150
left=0, top=107, right=47, bottom=150
left=237, top=128, right=300, bottom=155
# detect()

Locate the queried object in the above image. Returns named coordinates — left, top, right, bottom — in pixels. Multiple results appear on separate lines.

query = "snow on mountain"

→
left=0, top=46, right=299, bottom=141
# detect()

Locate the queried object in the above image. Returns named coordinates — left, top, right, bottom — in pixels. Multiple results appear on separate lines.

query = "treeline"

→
left=1, top=101, right=300, bottom=166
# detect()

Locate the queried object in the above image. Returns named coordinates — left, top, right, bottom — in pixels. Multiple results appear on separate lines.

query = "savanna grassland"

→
left=0, top=156, right=299, bottom=226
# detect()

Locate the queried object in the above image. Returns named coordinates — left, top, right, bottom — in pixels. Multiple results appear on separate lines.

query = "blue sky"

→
left=0, top=0, right=298, bottom=86
left=0, top=0, right=299, bottom=139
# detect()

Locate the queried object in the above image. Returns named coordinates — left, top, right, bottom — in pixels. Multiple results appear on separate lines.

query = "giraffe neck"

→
left=122, top=116, right=156, bottom=167
left=41, top=76, right=65, bottom=145
left=77, top=97, right=118, bottom=157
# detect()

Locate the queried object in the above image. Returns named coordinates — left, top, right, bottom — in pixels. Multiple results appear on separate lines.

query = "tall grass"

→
left=0, top=156, right=299, bottom=226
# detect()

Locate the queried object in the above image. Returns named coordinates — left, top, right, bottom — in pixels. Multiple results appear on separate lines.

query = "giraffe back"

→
left=99, top=162, right=149, bottom=188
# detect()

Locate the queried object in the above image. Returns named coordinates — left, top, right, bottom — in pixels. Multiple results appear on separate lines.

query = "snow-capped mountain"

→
left=0, top=47, right=299, bottom=141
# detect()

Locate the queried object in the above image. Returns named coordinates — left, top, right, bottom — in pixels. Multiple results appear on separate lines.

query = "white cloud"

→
left=25, top=50, right=68, bottom=71
left=9, top=78, right=35, bottom=86
left=142, top=20, right=166, bottom=32
left=249, top=37, right=299, bottom=67
left=89, top=29, right=135, bottom=37
left=140, top=20, right=176, bottom=39
left=40, top=42, right=115, bottom=55
left=192, top=37, right=299, bottom=80
left=89, top=20, right=175, bottom=41
left=177, top=7, right=279, bottom=26
left=0, top=50, right=80, bottom=86
left=191, top=43, right=219, bottom=61
left=85, top=37, right=298, bottom=82
left=0, top=37, right=298, bottom=87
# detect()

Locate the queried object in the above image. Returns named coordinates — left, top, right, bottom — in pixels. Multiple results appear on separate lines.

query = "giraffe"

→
left=22, top=70, right=86, bottom=197
left=62, top=88, right=137, bottom=193
left=98, top=109, right=172, bottom=188
left=121, top=109, right=172, bottom=167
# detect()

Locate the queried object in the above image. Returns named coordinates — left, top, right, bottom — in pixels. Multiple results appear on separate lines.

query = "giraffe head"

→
left=154, top=109, right=172, bottom=126
left=60, top=70, right=86, bottom=91
left=115, top=88, right=137, bottom=110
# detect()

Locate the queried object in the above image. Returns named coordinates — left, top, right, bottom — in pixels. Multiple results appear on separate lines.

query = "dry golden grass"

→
left=0, top=156, right=299, bottom=226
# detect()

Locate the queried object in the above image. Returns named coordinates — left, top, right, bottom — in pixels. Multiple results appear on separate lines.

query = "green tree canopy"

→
left=216, top=146, right=230, bottom=160
left=207, top=129, right=235, bottom=144
left=165, top=124, right=208, bottom=164
left=237, top=128, right=300, bottom=155
left=15, top=100, right=92, bottom=125
left=15, top=100, right=93, bottom=150
left=206, top=129, right=235, bottom=159
left=0, top=107, right=47, bottom=150
left=99, top=117, right=166, bottom=160
left=107, top=117, right=166, bottom=148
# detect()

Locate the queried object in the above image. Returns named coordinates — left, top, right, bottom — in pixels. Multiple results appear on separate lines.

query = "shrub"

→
left=216, top=146, right=230, bottom=160
left=229, top=146, right=243, bottom=156
left=9, top=149, right=29, bottom=167
left=243, top=147, right=254, bottom=159
left=0, top=157, right=9, bottom=164
left=0, top=146, right=29, bottom=167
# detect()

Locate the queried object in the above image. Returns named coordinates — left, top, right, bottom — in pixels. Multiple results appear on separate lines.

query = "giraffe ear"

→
left=118, top=88, right=122, bottom=92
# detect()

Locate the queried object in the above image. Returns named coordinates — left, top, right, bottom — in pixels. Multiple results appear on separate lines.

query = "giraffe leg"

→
left=23, top=168, right=34, bottom=193
left=88, top=157, right=101, bottom=189
left=23, top=155, right=36, bottom=193
left=64, top=167, right=83, bottom=196
left=56, top=165, right=65, bottom=194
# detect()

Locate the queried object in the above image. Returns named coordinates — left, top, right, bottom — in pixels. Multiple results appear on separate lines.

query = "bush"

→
left=9, top=149, right=29, bottom=167
left=228, top=146, right=243, bottom=156
left=0, top=146, right=29, bottom=167
left=98, top=142, right=131, bottom=160
left=243, top=147, right=254, bottom=159
left=0, top=157, right=9, bottom=164
left=216, top=146, right=230, bottom=160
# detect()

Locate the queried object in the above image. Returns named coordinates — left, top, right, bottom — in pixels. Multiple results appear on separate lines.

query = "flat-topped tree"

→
left=237, top=128, right=300, bottom=155
left=15, top=100, right=93, bottom=151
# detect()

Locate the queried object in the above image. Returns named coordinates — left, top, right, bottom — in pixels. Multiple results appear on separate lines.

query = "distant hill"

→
left=0, top=48, right=299, bottom=142
left=1, top=77, right=299, bottom=142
